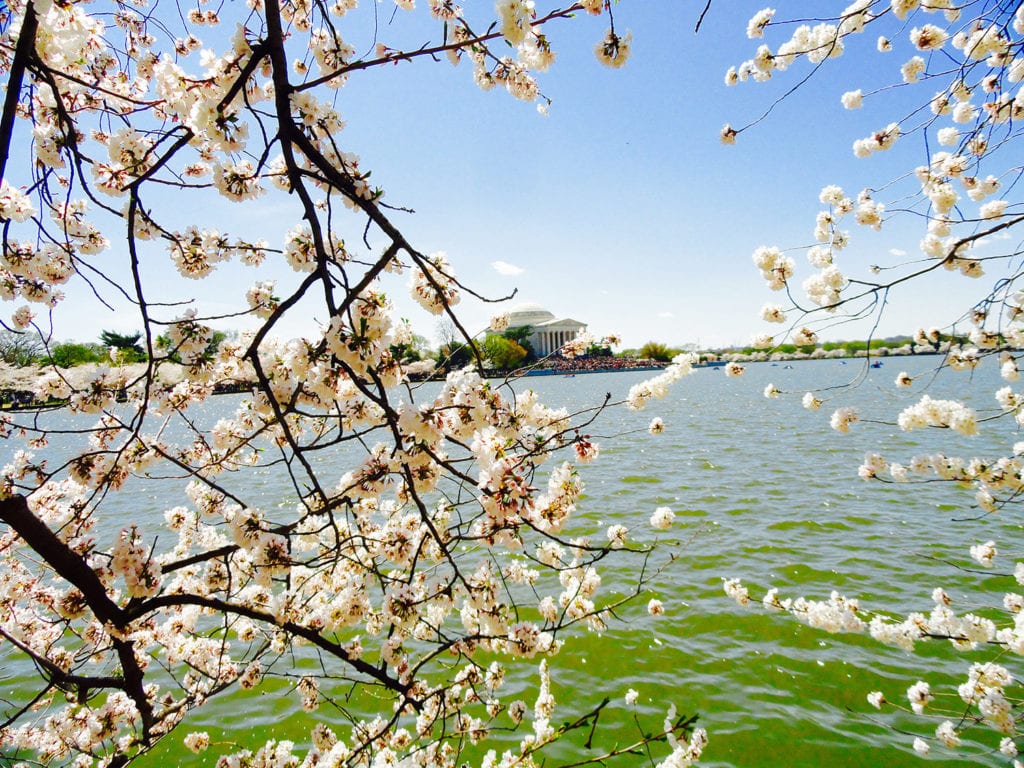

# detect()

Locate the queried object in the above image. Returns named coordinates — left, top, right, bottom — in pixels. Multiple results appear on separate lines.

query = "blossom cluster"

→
left=0, top=2, right=701, bottom=767
left=742, top=3, right=1024, bottom=348
left=734, top=2, right=1024, bottom=758
left=626, top=353, right=697, bottom=410
left=727, top=567, right=1024, bottom=750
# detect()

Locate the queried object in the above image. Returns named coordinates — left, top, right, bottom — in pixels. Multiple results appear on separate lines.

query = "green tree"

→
left=639, top=341, right=678, bottom=362
left=436, top=340, right=478, bottom=371
left=99, top=330, right=143, bottom=353
left=483, top=333, right=528, bottom=370
left=502, top=325, right=535, bottom=358
left=156, top=328, right=231, bottom=364
left=391, top=332, right=431, bottom=363
left=99, top=330, right=146, bottom=363
left=47, top=342, right=105, bottom=368
left=0, top=329, right=43, bottom=367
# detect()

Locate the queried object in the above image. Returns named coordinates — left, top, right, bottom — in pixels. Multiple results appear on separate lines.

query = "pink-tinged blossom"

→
left=650, top=506, right=675, bottom=531
left=897, top=395, right=977, bottom=435
left=725, top=362, right=745, bottom=377
left=891, top=0, right=921, bottom=20
left=859, top=453, right=887, bottom=480
left=659, top=707, right=708, bottom=767
left=760, top=303, right=786, bottom=323
left=496, top=0, right=534, bottom=46
left=746, top=8, right=774, bottom=38
left=606, top=524, right=628, bottom=549
left=1001, top=357, right=1020, bottom=382
left=995, top=386, right=1022, bottom=412
left=789, top=591, right=866, bottom=633
left=245, top=281, right=279, bottom=318
left=802, top=266, right=847, bottom=308
left=830, top=407, right=858, bottom=433
left=763, top=587, right=791, bottom=612
left=11, top=306, right=34, bottom=329
left=952, top=100, right=977, bottom=124
left=912, top=24, right=948, bottom=50
left=793, top=327, right=818, bottom=346
left=803, top=392, right=822, bottom=410
left=854, top=194, right=884, bottom=229
left=410, top=251, right=460, bottom=314
left=935, top=720, right=961, bottom=748
left=908, top=681, right=933, bottom=714
left=980, top=199, right=1009, bottom=219
left=724, top=578, right=750, bottom=606
left=819, top=184, right=845, bottom=206
left=212, top=160, right=264, bottom=201
left=184, top=732, right=210, bottom=753
left=752, top=245, right=795, bottom=290
left=573, top=438, right=600, bottom=463
left=595, top=29, right=632, bottom=68
left=853, top=123, right=900, bottom=157
left=508, top=700, right=528, bottom=724
left=0, top=181, right=36, bottom=223
left=901, top=55, right=926, bottom=83
left=626, top=354, right=695, bottom=410
left=970, top=540, right=997, bottom=567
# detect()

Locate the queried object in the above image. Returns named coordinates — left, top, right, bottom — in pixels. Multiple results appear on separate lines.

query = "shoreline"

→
left=0, top=350, right=944, bottom=411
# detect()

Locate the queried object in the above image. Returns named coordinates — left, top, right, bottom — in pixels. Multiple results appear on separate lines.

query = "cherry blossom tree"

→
left=722, top=1, right=1024, bottom=759
left=0, top=2, right=705, bottom=766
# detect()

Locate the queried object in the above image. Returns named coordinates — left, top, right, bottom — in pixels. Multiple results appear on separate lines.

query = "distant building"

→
left=505, top=303, right=587, bottom=357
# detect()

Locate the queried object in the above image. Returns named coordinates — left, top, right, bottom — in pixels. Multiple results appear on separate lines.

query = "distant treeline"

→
left=620, top=334, right=971, bottom=362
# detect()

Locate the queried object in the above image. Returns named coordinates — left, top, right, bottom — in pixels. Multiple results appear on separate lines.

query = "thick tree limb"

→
left=0, top=494, right=125, bottom=626
left=0, top=1, right=37, bottom=183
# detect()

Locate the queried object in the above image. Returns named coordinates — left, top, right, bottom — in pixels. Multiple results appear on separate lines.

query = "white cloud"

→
left=657, top=311, right=675, bottom=319
left=888, top=248, right=907, bottom=257
left=492, top=260, right=524, bottom=276
left=977, top=231, right=1012, bottom=248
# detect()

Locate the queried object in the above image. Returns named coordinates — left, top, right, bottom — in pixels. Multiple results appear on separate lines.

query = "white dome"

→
left=506, top=303, right=555, bottom=327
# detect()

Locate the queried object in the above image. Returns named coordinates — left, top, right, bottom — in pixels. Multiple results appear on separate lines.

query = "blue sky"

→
left=35, top=2, right=1002, bottom=351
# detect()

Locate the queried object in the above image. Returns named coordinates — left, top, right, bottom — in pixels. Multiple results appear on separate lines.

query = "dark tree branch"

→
left=0, top=1, right=37, bottom=183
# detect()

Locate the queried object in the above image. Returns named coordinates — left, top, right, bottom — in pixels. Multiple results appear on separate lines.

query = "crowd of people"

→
left=513, top=354, right=667, bottom=377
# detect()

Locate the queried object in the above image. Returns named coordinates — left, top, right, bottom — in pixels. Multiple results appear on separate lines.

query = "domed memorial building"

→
left=505, top=303, right=587, bottom=357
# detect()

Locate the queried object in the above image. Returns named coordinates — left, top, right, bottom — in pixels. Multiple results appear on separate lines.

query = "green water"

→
left=4, top=357, right=1017, bottom=766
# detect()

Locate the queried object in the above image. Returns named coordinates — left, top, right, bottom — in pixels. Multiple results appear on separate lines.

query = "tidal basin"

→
left=6, top=355, right=1013, bottom=767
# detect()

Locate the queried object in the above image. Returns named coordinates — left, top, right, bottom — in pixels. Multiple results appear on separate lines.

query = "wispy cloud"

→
left=492, top=260, right=524, bottom=276
left=976, top=231, right=1013, bottom=249
left=889, top=248, right=907, bottom=257
left=657, top=311, right=675, bottom=319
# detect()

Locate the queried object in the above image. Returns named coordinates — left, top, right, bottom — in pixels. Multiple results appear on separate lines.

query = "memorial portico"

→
left=505, top=304, right=587, bottom=357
